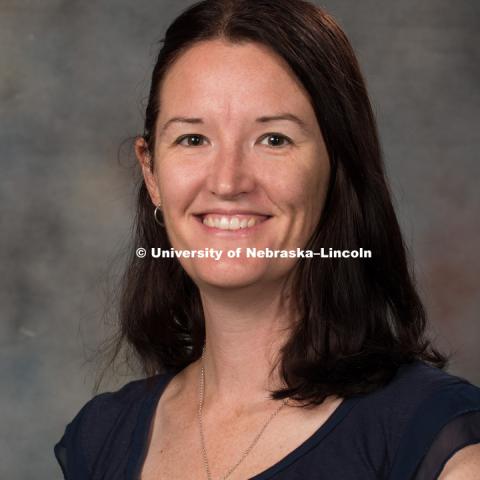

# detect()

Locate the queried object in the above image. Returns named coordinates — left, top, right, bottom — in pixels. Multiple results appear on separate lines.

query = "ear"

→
left=134, top=136, right=161, bottom=205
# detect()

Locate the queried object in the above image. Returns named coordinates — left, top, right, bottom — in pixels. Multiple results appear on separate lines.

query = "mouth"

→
left=193, top=213, right=272, bottom=232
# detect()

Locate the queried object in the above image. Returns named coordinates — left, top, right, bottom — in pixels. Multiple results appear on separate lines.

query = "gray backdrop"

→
left=1, top=1, right=479, bottom=478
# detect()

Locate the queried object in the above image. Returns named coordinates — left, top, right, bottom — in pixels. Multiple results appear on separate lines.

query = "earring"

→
left=154, top=202, right=165, bottom=227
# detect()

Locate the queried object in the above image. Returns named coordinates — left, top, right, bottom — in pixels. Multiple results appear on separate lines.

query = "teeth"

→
left=202, top=215, right=266, bottom=230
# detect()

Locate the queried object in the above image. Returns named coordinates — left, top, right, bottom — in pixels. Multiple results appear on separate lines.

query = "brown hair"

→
left=102, top=0, right=447, bottom=406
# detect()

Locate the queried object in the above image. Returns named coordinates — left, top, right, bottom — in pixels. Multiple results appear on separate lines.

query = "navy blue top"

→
left=54, top=360, right=480, bottom=479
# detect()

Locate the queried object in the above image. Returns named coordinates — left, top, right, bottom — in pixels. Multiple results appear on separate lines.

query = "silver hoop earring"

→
left=154, top=204, right=165, bottom=227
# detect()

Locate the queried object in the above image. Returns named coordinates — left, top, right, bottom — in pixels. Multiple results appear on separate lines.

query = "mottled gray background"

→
left=1, top=0, right=479, bottom=478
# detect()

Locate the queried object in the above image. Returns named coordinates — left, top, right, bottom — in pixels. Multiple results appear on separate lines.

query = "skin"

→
left=438, top=443, right=480, bottom=479
left=135, top=38, right=330, bottom=406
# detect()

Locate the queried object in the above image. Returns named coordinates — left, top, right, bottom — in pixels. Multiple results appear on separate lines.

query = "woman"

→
left=54, top=0, right=480, bottom=479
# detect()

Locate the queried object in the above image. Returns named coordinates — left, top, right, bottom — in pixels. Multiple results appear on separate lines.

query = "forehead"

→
left=158, top=39, right=313, bottom=119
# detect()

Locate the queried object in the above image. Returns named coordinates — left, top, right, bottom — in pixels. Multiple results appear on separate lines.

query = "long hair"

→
left=106, top=0, right=447, bottom=405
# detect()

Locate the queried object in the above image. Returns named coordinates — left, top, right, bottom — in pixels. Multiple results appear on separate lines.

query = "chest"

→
left=139, top=398, right=343, bottom=480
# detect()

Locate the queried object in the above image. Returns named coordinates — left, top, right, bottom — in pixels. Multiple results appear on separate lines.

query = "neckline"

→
left=249, top=395, right=360, bottom=479
left=127, top=370, right=361, bottom=480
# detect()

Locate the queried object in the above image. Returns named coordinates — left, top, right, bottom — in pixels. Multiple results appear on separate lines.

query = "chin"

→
left=187, top=260, right=269, bottom=290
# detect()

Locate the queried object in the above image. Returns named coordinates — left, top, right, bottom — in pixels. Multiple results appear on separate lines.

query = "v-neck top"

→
left=54, top=360, right=480, bottom=479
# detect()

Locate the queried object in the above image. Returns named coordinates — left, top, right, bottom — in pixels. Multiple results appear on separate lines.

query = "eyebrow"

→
left=255, top=113, right=309, bottom=133
left=159, top=113, right=310, bottom=135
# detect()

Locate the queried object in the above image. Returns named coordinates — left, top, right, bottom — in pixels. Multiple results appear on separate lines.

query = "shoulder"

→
left=64, top=374, right=157, bottom=442
left=370, top=360, right=480, bottom=479
left=383, top=360, right=480, bottom=438
left=339, top=360, right=480, bottom=478
left=350, top=360, right=473, bottom=435
left=379, top=359, right=471, bottom=398
left=54, top=372, right=172, bottom=478
left=358, top=360, right=479, bottom=422
left=439, top=443, right=480, bottom=479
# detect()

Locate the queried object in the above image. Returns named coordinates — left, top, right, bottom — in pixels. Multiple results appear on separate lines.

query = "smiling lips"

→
left=196, top=212, right=271, bottom=231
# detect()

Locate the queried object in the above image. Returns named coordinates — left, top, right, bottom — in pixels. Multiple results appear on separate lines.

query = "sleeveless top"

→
left=54, top=360, right=480, bottom=479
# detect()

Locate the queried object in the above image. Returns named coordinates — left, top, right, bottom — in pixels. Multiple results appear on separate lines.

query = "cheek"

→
left=280, top=164, right=330, bottom=245
left=156, top=158, right=203, bottom=210
left=306, top=172, right=329, bottom=215
left=301, top=152, right=330, bottom=217
left=292, top=186, right=323, bottom=235
left=277, top=164, right=328, bottom=217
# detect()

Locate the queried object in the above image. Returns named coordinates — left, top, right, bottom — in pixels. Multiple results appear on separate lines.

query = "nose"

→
left=206, top=142, right=255, bottom=198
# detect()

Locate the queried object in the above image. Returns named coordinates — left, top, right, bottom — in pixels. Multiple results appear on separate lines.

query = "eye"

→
left=175, top=134, right=207, bottom=147
left=259, top=133, right=293, bottom=148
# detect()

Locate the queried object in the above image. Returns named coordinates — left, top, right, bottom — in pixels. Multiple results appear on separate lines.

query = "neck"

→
left=196, top=279, right=296, bottom=409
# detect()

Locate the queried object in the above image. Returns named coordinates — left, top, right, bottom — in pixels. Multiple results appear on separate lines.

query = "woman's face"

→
left=137, top=39, right=330, bottom=291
